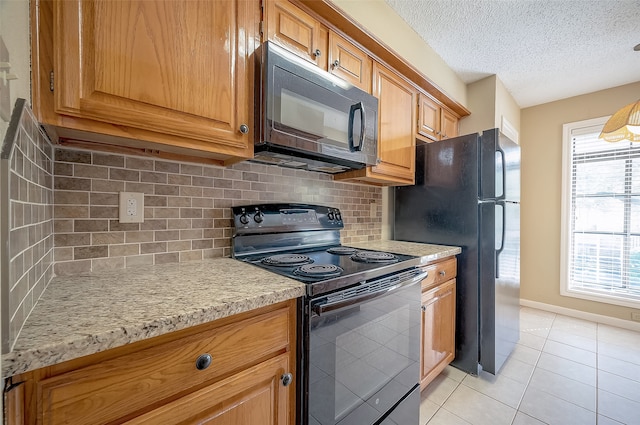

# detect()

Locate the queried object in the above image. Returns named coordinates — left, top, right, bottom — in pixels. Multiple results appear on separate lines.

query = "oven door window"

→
left=308, top=282, right=420, bottom=425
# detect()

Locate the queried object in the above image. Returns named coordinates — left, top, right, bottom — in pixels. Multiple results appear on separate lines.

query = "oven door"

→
left=304, top=270, right=425, bottom=425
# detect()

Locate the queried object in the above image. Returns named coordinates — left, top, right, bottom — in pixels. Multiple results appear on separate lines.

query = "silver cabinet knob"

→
left=332, top=59, right=340, bottom=68
left=281, top=372, right=293, bottom=386
left=421, top=305, right=427, bottom=312
left=239, top=124, right=249, bottom=134
left=314, top=49, right=321, bottom=57
left=439, top=270, right=446, bottom=276
left=195, top=353, right=212, bottom=370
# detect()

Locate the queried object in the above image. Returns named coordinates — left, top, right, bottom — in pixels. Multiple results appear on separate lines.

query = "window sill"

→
left=561, top=286, right=640, bottom=309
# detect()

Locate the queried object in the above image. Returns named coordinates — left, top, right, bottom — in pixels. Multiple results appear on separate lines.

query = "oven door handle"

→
left=313, top=270, right=428, bottom=316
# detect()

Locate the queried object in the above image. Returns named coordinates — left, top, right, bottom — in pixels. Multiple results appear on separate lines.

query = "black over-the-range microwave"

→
left=253, top=41, right=379, bottom=174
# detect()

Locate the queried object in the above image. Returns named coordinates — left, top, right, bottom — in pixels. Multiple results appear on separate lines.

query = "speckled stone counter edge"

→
left=1, top=289, right=304, bottom=378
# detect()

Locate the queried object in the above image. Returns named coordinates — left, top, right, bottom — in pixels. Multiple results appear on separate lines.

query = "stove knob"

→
left=254, top=211, right=264, bottom=223
left=239, top=209, right=250, bottom=225
left=336, top=211, right=342, bottom=221
left=327, top=211, right=335, bottom=221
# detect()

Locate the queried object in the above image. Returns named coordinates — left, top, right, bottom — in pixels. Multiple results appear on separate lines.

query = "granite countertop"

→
left=2, top=258, right=306, bottom=378
left=350, top=240, right=461, bottom=263
left=1, top=241, right=460, bottom=378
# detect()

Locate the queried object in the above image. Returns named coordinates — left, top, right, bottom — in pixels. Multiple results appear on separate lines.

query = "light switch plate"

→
left=119, top=192, right=144, bottom=223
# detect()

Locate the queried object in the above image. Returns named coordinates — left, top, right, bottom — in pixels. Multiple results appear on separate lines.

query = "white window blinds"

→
left=566, top=122, right=640, bottom=303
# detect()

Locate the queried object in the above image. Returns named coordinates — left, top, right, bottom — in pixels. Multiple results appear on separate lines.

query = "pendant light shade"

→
left=599, top=100, right=640, bottom=142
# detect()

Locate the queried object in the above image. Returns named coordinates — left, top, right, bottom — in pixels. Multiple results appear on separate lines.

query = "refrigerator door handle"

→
left=496, top=200, right=506, bottom=278
left=497, top=147, right=506, bottom=200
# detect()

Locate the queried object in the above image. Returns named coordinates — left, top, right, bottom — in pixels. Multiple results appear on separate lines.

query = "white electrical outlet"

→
left=370, top=202, right=377, bottom=218
left=119, top=192, right=144, bottom=223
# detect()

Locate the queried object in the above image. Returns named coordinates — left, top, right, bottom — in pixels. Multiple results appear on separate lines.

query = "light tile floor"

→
left=420, top=307, right=640, bottom=425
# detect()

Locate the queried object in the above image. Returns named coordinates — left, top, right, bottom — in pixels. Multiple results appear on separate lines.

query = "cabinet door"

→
left=124, top=354, right=293, bottom=425
left=370, top=63, right=416, bottom=184
left=4, top=382, right=25, bottom=424
left=53, top=0, right=253, bottom=155
left=420, top=278, right=456, bottom=390
left=441, top=108, right=459, bottom=140
left=417, top=93, right=441, bottom=141
left=264, top=0, right=328, bottom=69
left=328, top=32, right=372, bottom=93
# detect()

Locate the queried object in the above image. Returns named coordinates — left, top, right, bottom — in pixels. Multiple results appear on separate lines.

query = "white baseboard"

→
left=520, top=299, right=640, bottom=332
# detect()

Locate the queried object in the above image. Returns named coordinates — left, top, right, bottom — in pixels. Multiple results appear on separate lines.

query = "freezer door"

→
left=480, top=200, right=520, bottom=374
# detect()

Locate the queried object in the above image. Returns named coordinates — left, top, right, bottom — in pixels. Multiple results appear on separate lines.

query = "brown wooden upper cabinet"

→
left=335, top=62, right=417, bottom=186
left=417, top=92, right=460, bottom=142
left=263, top=0, right=328, bottom=70
left=328, top=32, right=372, bottom=93
left=31, top=0, right=258, bottom=165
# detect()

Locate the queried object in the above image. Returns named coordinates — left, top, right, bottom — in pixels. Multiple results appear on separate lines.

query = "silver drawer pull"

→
left=281, top=373, right=293, bottom=386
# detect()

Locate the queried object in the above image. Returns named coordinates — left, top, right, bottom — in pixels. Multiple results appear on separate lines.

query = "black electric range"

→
left=231, top=203, right=423, bottom=425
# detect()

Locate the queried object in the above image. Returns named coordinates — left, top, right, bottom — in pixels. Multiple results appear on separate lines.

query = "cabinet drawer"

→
left=123, top=354, right=291, bottom=425
left=421, top=257, right=457, bottom=291
left=38, top=307, right=292, bottom=425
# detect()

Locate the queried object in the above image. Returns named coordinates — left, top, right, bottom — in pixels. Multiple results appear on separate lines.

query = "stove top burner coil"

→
left=294, top=264, right=344, bottom=278
left=262, top=254, right=313, bottom=267
left=326, top=246, right=358, bottom=255
left=351, top=251, right=398, bottom=263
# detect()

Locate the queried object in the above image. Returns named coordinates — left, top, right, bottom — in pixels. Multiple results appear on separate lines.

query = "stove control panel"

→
left=232, top=203, right=343, bottom=234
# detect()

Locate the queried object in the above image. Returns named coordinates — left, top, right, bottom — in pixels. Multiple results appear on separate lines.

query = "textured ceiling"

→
left=384, top=0, right=640, bottom=108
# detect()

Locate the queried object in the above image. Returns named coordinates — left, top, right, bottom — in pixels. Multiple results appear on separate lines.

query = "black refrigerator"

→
left=394, top=128, right=520, bottom=375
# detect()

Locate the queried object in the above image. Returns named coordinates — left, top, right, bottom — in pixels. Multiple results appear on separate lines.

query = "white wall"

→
left=521, top=81, right=640, bottom=322
left=459, top=74, right=521, bottom=139
left=0, top=0, right=31, bottom=139
left=330, top=0, right=467, bottom=108
left=458, top=75, right=497, bottom=135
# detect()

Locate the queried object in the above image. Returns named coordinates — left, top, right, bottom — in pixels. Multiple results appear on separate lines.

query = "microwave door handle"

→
left=358, top=103, right=366, bottom=151
left=348, top=102, right=365, bottom=152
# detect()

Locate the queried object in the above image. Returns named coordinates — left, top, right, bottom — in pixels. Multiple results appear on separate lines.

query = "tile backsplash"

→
left=1, top=101, right=55, bottom=352
left=53, top=148, right=383, bottom=276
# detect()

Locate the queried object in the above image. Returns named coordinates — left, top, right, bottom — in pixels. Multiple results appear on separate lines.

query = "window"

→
left=561, top=117, right=640, bottom=307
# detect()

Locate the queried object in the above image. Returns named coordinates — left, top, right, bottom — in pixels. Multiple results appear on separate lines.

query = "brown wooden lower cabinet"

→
left=420, top=258, right=457, bottom=390
left=123, top=354, right=291, bottom=424
left=4, top=299, right=297, bottom=425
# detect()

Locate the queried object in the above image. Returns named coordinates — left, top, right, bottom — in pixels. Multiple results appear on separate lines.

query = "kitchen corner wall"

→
left=53, top=148, right=383, bottom=276
left=1, top=102, right=55, bottom=352
left=521, top=81, right=640, bottom=322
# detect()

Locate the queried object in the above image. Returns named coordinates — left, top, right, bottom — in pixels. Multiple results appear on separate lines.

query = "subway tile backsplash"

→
left=2, top=101, right=55, bottom=352
left=53, top=148, right=383, bottom=276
